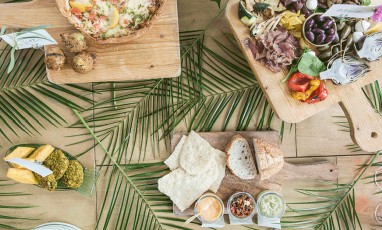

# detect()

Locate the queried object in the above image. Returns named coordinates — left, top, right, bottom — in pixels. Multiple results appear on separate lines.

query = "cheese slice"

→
left=4, top=147, right=35, bottom=161
left=31, top=145, right=55, bottom=162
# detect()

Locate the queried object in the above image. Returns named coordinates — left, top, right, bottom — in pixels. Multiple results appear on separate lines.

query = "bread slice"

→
left=253, top=138, right=284, bottom=180
left=225, top=134, right=257, bottom=180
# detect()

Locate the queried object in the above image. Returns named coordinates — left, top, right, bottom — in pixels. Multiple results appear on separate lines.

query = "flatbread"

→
left=164, top=135, right=187, bottom=170
left=179, top=131, right=216, bottom=175
left=165, top=134, right=226, bottom=192
left=209, top=149, right=226, bottom=193
left=158, top=165, right=218, bottom=212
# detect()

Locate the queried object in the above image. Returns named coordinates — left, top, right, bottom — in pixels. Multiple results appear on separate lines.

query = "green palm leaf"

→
left=0, top=180, right=38, bottom=229
left=69, top=29, right=282, bottom=165
left=284, top=151, right=381, bottom=229
left=0, top=28, right=93, bottom=145
left=74, top=109, right=200, bottom=229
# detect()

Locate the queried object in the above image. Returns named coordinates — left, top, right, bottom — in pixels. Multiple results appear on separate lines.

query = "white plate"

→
left=32, top=222, right=81, bottom=230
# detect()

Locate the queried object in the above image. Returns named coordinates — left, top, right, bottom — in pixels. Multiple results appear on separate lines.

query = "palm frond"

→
left=0, top=28, right=93, bottom=145
left=0, top=180, right=38, bottom=229
left=69, top=29, right=283, bottom=165
left=73, top=109, right=200, bottom=229
left=283, top=151, right=381, bottom=229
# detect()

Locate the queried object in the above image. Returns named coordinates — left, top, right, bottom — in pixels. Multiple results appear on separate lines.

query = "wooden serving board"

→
left=226, top=0, right=382, bottom=152
left=171, top=131, right=339, bottom=215
left=0, top=0, right=180, bottom=84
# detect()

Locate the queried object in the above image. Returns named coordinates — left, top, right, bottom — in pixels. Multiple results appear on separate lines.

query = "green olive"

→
left=318, top=45, right=330, bottom=52
left=332, top=46, right=340, bottom=55
left=340, top=25, right=351, bottom=40
left=337, top=21, right=346, bottom=31
left=319, top=50, right=333, bottom=61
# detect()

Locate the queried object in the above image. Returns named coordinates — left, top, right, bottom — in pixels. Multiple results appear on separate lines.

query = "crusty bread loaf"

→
left=225, top=134, right=257, bottom=180
left=253, top=138, right=284, bottom=180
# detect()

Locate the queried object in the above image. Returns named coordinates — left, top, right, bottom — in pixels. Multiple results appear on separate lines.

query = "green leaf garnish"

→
left=297, top=52, right=326, bottom=77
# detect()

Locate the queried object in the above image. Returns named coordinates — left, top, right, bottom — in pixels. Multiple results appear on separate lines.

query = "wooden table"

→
left=0, top=0, right=381, bottom=229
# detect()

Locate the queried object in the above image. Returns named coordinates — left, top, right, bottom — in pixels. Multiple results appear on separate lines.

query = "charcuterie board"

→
left=226, top=0, right=382, bottom=152
left=0, top=0, right=180, bottom=84
left=171, top=131, right=339, bottom=215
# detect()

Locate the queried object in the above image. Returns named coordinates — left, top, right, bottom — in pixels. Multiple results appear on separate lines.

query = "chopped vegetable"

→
left=229, top=193, right=254, bottom=218
left=287, top=72, right=313, bottom=93
left=288, top=72, right=328, bottom=103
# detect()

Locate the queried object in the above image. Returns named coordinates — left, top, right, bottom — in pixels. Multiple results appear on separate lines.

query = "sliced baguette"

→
left=253, top=138, right=284, bottom=180
left=225, top=134, right=257, bottom=180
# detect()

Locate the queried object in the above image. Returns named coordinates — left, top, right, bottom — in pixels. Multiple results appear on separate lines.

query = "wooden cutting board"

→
left=226, top=0, right=382, bottom=152
left=0, top=0, right=180, bottom=84
left=171, top=131, right=339, bottom=215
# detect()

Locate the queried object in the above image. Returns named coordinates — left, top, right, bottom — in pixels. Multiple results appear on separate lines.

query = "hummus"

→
left=197, top=196, right=222, bottom=222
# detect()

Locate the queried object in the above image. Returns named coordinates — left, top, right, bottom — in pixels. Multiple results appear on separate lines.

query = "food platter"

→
left=226, top=0, right=382, bottom=152
left=169, top=131, right=339, bottom=216
left=0, top=0, right=180, bottom=84
left=4, top=144, right=96, bottom=196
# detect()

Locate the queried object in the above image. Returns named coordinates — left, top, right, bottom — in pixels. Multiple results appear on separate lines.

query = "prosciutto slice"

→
left=248, top=27, right=300, bottom=73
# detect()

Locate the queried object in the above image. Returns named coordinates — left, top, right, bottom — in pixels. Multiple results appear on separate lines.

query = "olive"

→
left=340, top=25, right=351, bottom=39
left=332, top=46, right=339, bottom=54
left=305, top=18, right=315, bottom=29
left=333, top=33, right=339, bottom=43
left=316, top=34, right=326, bottom=45
left=326, top=28, right=335, bottom=35
left=313, top=28, right=325, bottom=35
left=323, top=20, right=334, bottom=29
left=305, top=31, right=315, bottom=42
left=316, top=15, right=325, bottom=22
left=312, top=23, right=318, bottom=29
left=318, top=45, right=330, bottom=52
left=325, top=34, right=335, bottom=43
left=337, top=21, right=346, bottom=31
left=319, top=50, right=332, bottom=60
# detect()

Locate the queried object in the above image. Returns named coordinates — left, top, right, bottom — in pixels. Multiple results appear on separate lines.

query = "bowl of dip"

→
left=194, top=193, right=224, bottom=223
left=227, top=192, right=256, bottom=220
left=257, top=191, right=286, bottom=220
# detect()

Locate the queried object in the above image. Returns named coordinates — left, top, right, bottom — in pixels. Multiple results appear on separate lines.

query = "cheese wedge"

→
left=31, top=145, right=55, bottom=162
left=3, top=147, right=35, bottom=161
left=7, top=168, right=38, bottom=184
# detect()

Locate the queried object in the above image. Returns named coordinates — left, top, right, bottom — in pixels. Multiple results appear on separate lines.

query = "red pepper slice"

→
left=305, top=81, right=328, bottom=104
left=287, top=72, right=314, bottom=93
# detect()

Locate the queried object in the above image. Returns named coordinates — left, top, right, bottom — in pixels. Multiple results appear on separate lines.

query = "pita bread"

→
left=55, top=0, right=166, bottom=44
left=253, top=138, right=284, bottom=180
left=158, top=166, right=218, bottom=212
left=209, top=149, right=226, bottom=193
left=164, top=135, right=187, bottom=170
left=165, top=134, right=226, bottom=192
left=179, top=131, right=216, bottom=175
